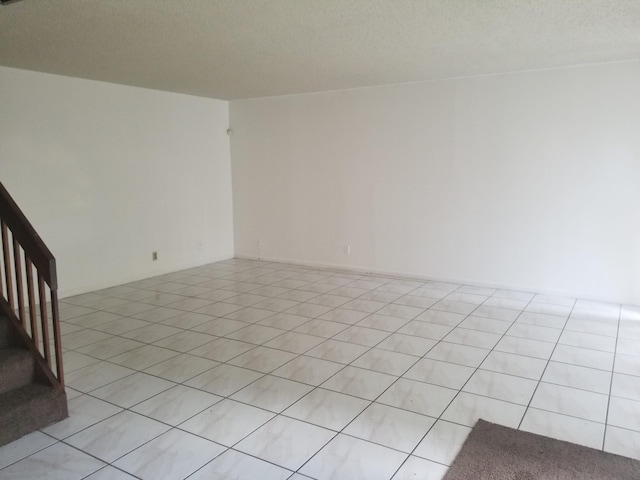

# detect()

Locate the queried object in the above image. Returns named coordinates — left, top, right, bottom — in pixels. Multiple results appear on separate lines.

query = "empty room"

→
left=0, top=1, right=639, bottom=479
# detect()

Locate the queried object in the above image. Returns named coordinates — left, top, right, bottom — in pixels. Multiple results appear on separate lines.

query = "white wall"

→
left=230, top=60, right=640, bottom=305
left=0, top=66, right=234, bottom=297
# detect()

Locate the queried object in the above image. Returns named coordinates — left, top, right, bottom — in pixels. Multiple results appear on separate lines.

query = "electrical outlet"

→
left=344, top=244, right=351, bottom=255
left=152, top=251, right=158, bottom=261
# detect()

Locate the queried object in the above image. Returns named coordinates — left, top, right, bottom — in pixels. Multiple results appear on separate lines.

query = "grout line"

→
left=516, top=297, right=577, bottom=431
left=602, top=304, right=622, bottom=450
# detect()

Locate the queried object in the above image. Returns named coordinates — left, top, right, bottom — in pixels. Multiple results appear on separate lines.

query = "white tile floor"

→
left=1, top=258, right=640, bottom=479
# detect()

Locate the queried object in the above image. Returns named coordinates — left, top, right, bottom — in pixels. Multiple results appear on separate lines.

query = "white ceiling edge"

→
left=1, top=0, right=639, bottom=100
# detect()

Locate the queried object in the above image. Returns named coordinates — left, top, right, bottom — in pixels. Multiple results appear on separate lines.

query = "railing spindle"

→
left=25, top=259, right=39, bottom=349
left=0, top=229, right=3, bottom=299
left=13, top=237, right=26, bottom=327
left=1, top=180, right=63, bottom=391
left=38, top=275, right=52, bottom=368
left=1, top=221, right=14, bottom=309
left=50, top=289, right=64, bottom=387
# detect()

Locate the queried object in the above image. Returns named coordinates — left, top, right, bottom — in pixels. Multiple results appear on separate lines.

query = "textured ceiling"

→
left=1, top=0, right=639, bottom=100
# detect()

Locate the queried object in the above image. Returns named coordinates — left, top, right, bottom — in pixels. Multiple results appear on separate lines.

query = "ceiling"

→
left=1, top=0, right=639, bottom=100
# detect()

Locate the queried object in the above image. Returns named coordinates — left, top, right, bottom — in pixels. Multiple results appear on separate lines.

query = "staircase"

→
left=0, top=314, right=67, bottom=445
left=0, top=180, right=67, bottom=446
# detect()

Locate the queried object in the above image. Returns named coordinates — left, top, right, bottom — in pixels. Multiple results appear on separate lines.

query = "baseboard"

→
left=58, top=253, right=235, bottom=299
left=234, top=254, right=623, bottom=306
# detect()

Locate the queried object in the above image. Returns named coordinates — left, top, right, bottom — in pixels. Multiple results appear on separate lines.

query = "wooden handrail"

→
left=0, top=179, right=64, bottom=389
left=0, top=181, right=57, bottom=289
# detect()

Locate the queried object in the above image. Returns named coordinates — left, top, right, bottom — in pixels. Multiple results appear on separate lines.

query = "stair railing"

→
left=0, top=180, right=64, bottom=390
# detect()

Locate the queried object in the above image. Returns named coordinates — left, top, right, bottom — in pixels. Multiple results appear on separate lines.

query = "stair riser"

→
left=0, top=350, right=35, bottom=395
left=0, top=387, right=68, bottom=447
left=0, top=316, right=15, bottom=348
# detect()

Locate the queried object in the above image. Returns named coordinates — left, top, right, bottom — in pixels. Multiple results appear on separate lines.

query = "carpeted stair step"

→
left=0, top=383, right=68, bottom=446
left=0, top=347, right=35, bottom=395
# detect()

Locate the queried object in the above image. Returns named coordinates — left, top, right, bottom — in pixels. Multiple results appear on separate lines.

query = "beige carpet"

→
left=443, top=419, right=640, bottom=480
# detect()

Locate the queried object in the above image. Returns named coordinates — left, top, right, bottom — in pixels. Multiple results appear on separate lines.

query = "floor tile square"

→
left=300, top=433, right=407, bottom=480
left=332, top=325, right=390, bottom=346
left=458, top=315, right=512, bottom=334
left=506, top=323, right=562, bottom=343
left=414, top=310, right=465, bottom=326
left=143, top=353, right=219, bottom=382
left=356, top=313, right=411, bottom=332
left=319, top=308, right=370, bottom=324
left=443, top=327, right=502, bottom=349
left=83, top=466, right=138, bottom=480
left=305, top=339, right=369, bottom=363
left=109, top=345, right=178, bottom=370
left=604, top=426, right=640, bottom=460
left=191, top=317, right=248, bottom=336
left=113, top=429, right=225, bottom=479
left=377, top=333, right=437, bottom=356
left=398, top=321, right=453, bottom=340
left=494, top=335, right=555, bottom=359
left=188, top=449, right=291, bottom=480
left=480, top=350, right=547, bottom=380
left=65, top=411, right=170, bottom=463
left=551, top=344, right=614, bottom=371
left=231, top=375, right=313, bottom=412
left=236, top=416, right=335, bottom=470
left=392, top=455, right=448, bottom=480
left=472, top=305, right=520, bottom=322
left=189, top=337, right=255, bottom=362
left=185, top=364, right=263, bottom=396
left=542, top=361, right=611, bottom=394
left=614, top=353, right=640, bottom=377
left=352, top=348, right=418, bottom=376
left=344, top=402, right=435, bottom=452
left=180, top=399, right=274, bottom=446
left=431, top=299, right=476, bottom=315
left=76, top=336, right=144, bottom=360
left=90, top=372, right=175, bottom=408
left=42, top=394, right=122, bottom=439
left=441, top=392, right=526, bottom=428
left=272, top=355, right=343, bottom=385
left=464, top=369, right=537, bottom=405
left=530, top=382, right=609, bottom=423
left=131, top=385, right=222, bottom=425
left=413, top=420, right=472, bottom=465
left=284, top=302, right=334, bottom=318
left=403, top=358, right=475, bottom=389
left=0, top=431, right=56, bottom=469
left=153, top=330, right=217, bottom=352
left=520, top=407, right=605, bottom=449
left=0, top=442, right=105, bottom=480
left=264, top=331, right=325, bottom=354
left=283, top=388, right=369, bottom=431
left=294, top=319, right=349, bottom=337
left=228, top=346, right=298, bottom=373
left=425, top=342, right=489, bottom=367
left=120, top=323, right=182, bottom=343
left=378, top=378, right=457, bottom=417
left=65, top=361, right=135, bottom=393
left=322, top=366, right=397, bottom=400
left=559, top=330, right=616, bottom=352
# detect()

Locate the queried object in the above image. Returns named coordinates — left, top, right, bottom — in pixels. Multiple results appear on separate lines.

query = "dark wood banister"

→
left=0, top=180, right=64, bottom=390
left=0, top=182, right=57, bottom=289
